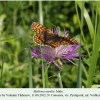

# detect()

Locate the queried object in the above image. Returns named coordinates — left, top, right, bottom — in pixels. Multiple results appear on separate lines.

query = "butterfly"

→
left=31, top=22, right=78, bottom=48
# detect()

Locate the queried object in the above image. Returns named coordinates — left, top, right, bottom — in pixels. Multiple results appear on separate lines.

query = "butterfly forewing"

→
left=32, top=22, right=53, bottom=35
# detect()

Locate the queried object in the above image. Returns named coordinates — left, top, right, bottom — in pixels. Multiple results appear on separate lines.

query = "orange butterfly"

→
left=31, top=22, right=77, bottom=48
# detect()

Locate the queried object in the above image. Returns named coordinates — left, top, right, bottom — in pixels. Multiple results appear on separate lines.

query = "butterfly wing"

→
left=31, top=22, right=54, bottom=35
left=33, top=31, right=61, bottom=47
left=45, top=35, right=78, bottom=47
left=46, top=41, right=61, bottom=48
left=32, top=22, right=56, bottom=46
left=44, top=34, right=61, bottom=47
left=60, top=37, right=78, bottom=45
left=33, top=35, right=44, bottom=45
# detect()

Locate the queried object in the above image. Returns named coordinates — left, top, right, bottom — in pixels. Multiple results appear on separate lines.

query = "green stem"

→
left=57, top=72, right=63, bottom=88
left=45, top=68, right=48, bottom=88
left=28, top=43, right=33, bottom=88
left=76, top=1, right=84, bottom=88
left=38, top=1, right=45, bottom=88
left=0, top=54, right=4, bottom=88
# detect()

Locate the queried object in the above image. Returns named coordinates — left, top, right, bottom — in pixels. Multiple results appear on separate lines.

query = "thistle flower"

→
left=31, top=28, right=80, bottom=70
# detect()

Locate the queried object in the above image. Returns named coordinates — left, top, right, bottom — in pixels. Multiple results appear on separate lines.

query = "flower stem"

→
left=57, top=72, right=63, bottom=88
left=45, top=68, right=48, bottom=88
left=0, top=53, right=4, bottom=88
left=38, top=1, right=45, bottom=88
left=28, top=44, right=33, bottom=88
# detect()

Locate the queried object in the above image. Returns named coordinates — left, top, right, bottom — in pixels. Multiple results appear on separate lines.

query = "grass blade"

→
left=86, top=16, right=100, bottom=88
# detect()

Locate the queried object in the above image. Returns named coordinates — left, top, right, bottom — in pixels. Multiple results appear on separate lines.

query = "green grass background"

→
left=0, top=1, right=100, bottom=88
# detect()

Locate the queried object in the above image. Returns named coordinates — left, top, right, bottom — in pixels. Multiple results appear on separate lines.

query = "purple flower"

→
left=31, top=28, right=81, bottom=70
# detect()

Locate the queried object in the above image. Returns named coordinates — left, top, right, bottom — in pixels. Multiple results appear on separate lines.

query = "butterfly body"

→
left=32, top=22, right=78, bottom=48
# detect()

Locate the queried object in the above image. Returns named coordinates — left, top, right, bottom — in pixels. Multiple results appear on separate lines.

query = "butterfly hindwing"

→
left=33, top=35, right=44, bottom=45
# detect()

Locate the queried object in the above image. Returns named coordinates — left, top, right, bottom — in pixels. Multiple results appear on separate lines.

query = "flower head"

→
left=31, top=28, right=80, bottom=70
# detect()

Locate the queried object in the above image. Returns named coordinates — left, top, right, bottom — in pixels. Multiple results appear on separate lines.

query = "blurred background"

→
left=0, top=1, right=100, bottom=88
